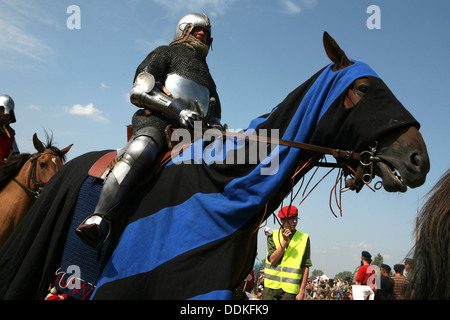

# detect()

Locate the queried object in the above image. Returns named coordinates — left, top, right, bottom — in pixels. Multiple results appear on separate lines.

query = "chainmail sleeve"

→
left=134, top=46, right=172, bottom=84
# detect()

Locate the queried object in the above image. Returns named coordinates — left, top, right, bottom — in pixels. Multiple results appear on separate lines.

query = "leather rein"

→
left=13, top=151, right=59, bottom=199
left=164, top=126, right=379, bottom=194
left=219, top=130, right=379, bottom=191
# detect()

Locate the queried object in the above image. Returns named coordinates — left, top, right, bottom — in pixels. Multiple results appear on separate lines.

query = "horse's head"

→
left=30, top=133, right=72, bottom=189
left=309, top=32, right=430, bottom=192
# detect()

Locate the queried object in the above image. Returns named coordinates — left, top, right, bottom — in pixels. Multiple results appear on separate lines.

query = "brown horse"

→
left=410, top=169, right=450, bottom=299
left=0, top=133, right=72, bottom=247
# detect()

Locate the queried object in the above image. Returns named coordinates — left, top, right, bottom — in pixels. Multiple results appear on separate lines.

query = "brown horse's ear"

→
left=60, top=144, right=73, bottom=155
left=323, top=32, right=353, bottom=71
left=33, top=133, right=45, bottom=153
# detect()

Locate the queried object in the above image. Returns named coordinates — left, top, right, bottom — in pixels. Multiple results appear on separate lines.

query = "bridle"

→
left=13, top=151, right=59, bottom=199
left=218, top=129, right=380, bottom=189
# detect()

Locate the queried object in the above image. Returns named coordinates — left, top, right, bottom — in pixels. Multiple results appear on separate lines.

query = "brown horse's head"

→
left=0, top=133, right=73, bottom=247
left=29, top=133, right=73, bottom=191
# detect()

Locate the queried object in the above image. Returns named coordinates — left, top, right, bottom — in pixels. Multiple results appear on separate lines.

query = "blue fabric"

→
left=57, top=176, right=110, bottom=299
left=188, top=290, right=231, bottom=300
left=93, top=61, right=378, bottom=299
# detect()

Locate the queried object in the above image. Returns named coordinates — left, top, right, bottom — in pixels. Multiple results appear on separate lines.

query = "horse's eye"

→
left=357, top=85, right=368, bottom=94
left=39, top=162, right=47, bottom=168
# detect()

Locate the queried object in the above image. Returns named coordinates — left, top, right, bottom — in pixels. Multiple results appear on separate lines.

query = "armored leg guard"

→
left=76, top=127, right=165, bottom=250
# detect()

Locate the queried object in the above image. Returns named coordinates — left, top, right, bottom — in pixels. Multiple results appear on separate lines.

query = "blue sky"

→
left=0, top=0, right=448, bottom=278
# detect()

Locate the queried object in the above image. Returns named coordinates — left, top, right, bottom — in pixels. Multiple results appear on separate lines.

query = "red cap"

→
left=278, top=206, right=298, bottom=219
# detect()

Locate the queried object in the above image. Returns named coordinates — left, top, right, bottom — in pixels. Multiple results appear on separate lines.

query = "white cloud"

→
left=349, top=242, right=372, bottom=249
left=124, top=93, right=131, bottom=103
left=303, top=0, right=319, bottom=9
left=65, top=103, right=109, bottom=123
left=100, top=82, right=110, bottom=89
left=281, top=0, right=302, bottom=14
left=0, top=1, right=55, bottom=62
left=383, top=254, right=392, bottom=260
left=0, top=20, right=52, bottom=62
left=1, top=0, right=58, bottom=27
left=151, top=0, right=236, bottom=17
left=28, top=104, right=41, bottom=111
left=280, top=0, right=318, bottom=15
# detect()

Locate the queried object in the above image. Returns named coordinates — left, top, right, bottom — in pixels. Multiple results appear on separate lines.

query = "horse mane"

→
left=0, top=132, right=68, bottom=192
left=42, top=133, right=68, bottom=163
left=411, top=169, right=450, bottom=299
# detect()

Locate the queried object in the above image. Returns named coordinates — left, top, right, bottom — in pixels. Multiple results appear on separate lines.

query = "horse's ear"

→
left=60, top=144, right=73, bottom=155
left=323, top=32, right=353, bottom=71
left=33, top=133, right=45, bottom=153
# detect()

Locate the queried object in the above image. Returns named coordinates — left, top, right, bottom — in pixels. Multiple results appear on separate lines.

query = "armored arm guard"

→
left=130, top=72, right=199, bottom=128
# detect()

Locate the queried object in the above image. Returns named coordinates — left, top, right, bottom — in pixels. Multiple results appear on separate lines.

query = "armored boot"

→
left=76, top=127, right=165, bottom=250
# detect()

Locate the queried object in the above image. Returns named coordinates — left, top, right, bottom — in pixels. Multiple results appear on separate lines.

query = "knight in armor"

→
left=0, top=95, right=19, bottom=166
left=76, top=13, right=222, bottom=250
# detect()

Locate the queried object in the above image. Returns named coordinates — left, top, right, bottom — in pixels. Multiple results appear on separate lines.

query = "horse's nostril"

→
left=410, top=152, right=430, bottom=174
left=410, top=153, right=421, bottom=167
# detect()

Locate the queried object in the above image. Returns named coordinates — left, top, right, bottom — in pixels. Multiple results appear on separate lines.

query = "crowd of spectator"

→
left=243, top=255, right=415, bottom=300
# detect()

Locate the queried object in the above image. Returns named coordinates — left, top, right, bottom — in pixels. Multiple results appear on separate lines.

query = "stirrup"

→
left=75, top=213, right=112, bottom=251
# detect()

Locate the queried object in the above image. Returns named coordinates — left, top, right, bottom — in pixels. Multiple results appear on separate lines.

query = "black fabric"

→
left=0, top=124, right=14, bottom=139
left=0, top=150, right=111, bottom=299
left=257, top=67, right=326, bottom=137
left=309, top=76, right=420, bottom=152
left=375, top=275, right=394, bottom=300
left=92, top=217, right=259, bottom=299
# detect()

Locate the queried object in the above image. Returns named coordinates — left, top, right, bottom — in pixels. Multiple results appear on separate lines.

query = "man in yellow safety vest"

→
left=263, top=205, right=312, bottom=300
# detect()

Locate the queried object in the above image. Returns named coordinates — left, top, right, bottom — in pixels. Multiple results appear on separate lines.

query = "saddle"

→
left=88, top=150, right=118, bottom=180
left=88, top=124, right=183, bottom=180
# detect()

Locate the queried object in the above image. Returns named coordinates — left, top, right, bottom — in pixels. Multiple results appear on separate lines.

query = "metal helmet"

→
left=173, top=13, right=212, bottom=45
left=0, top=95, right=16, bottom=123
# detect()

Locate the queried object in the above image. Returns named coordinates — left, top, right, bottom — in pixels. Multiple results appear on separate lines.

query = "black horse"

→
left=0, top=33, right=429, bottom=300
